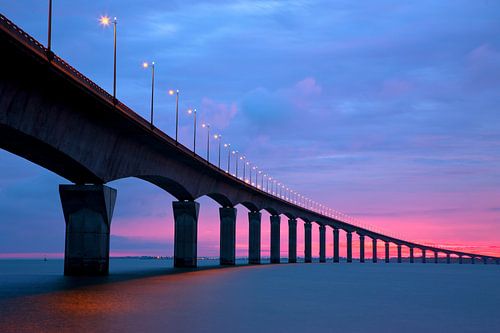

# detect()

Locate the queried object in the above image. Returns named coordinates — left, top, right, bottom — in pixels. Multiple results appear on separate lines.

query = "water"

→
left=0, top=259, right=499, bottom=332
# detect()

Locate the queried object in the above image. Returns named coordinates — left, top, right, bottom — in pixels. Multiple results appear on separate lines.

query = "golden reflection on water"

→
left=0, top=267, right=244, bottom=332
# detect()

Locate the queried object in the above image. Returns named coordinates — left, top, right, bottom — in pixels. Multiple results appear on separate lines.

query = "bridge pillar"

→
left=59, top=184, right=117, bottom=276
left=346, top=232, right=352, bottom=263
left=446, top=253, right=451, bottom=264
left=248, top=211, right=262, bottom=264
left=304, top=222, right=312, bottom=263
left=483, top=257, right=488, bottom=265
left=319, top=225, right=326, bottom=263
left=333, top=228, right=340, bottom=263
left=372, top=238, right=377, bottom=263
left=397, top=244, right=402, bottom=263
left=471, top=257, right=475, bottom=264
left=270, top=215, right=281, bottom=264
left=459, top=255, right=463, bottom=264
left=173, top=201, right=200, bottom=268
left=422, top=249, right=426, bottom=263
left=495, top=258, right=499, bottom=265
left=409, top=247, right=414, bottom=263
left=385, top=242, right=390, bottom=263
left=359, top=235, right=365, bottom=263
left=434, top=251, right=438, bottom=264
left=219, top=207, right=237, bottom=265
left=288, top=218, right=297, bottom=263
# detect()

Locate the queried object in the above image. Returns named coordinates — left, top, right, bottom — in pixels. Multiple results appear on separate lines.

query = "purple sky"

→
left=1, top=0, right=499, bottom=258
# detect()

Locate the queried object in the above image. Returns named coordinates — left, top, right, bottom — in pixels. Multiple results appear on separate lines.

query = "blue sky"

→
left=1, top=0, right=499, bottom=257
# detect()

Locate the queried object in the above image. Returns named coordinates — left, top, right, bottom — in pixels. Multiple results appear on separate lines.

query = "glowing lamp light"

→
left=168, top=89, right=175, bottom=96
left=100, top=15, right=111, bottom=26
left=142, top=62, right=149, bottom=69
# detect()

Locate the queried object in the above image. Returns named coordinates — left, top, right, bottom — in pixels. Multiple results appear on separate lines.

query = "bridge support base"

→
left=397, top=245, right=402, bottom=263
left=446, top=253, right=451, bottom=264
left=270, top=215, right=280, bottom=264
left=319, top=225, right=326, bottom=263
left=359, top=235, right=365, bottom=263
left=288, top=219, right=297, bottom=263
left=173, top=201, right=199, bottom=268
left=372, top=238, right=378, bottom=263
left=59, top=184, right=117, bottom=276
left=346, top=232, right=352, bottom=263
left=304, top=222, right=312, bottom=263
left=333, top=228, right=340, bottom=263
left=220, top=207, right=237, bottom=265
left=249, top=211, right=261, bottom=264
left=385, top=242, right=390, bottom=263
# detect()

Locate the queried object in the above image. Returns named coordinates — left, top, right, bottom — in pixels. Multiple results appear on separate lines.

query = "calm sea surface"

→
left=0, top=259, right=499, bottom=333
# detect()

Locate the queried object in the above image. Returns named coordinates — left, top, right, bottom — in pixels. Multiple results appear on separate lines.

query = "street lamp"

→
left=251, top=166, right=256, bottom=186
left=100, top=15, right=118, bottom=102
left=202, top=123, right=210, bottom=162
left=224, top=143, right=231, bottom=172
left=233, top=150, right=239, bottom=177
left=47, top=0, right=53, bottom=57
left=187, top=108, right=197, bottom=154
left=241, top=156, right=246, bottom=180
left=214, top=134, right=222, bottom=168
left=246, top=161, right=251, bottom=183
left=142, top=61, right=155, bottom=128
left=258, top=171, right=263, bottom=188
left=169, top=89, right=180, bottom=142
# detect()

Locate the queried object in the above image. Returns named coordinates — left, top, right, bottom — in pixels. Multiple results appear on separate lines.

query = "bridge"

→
left=1, top=13, right=498, bottom=275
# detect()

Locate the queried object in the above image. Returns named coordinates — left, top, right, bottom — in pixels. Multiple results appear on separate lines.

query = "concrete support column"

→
left=384, top=242, right=390, bottom=263
left=397, top=244, right=402, bottom=263
left=422, top=249, right=426, bottom=263
left=483, top=257, right=488, bottom=265
left=59, top=184, right=117, bottom=276
left=471, top=257, right=475, bottom=264
left=288, top=218, right=297, bottom=263
left=372, top=238, right=377, bottom=263
left=270, top=215, right=281, bottom=264
left=496, top=258, right=499, bottom=265
left=359, top=235, right=365, bottom=263
left=304, top=222, right=312, bottom=263
left=459, top=255, right=463, bottom=264
left=219, top=207, right=237, bottom=265
left=434, top=251, right=438, bottom=264
left=446, top=253, right=451, bottom=264
left=173, top=201, right=200, bottom=268
left=409, top=247, right=414, bottom=263
left=333, top=228, right=340, bottom=263
left=346, top=232, right=352, bottom=263
left=319, top=225, right=326, bottom=263
left=248, top=211, right=262, bottom=264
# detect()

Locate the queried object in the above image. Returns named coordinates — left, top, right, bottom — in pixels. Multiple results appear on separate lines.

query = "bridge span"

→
left=0, top=13, right=498, bottom=275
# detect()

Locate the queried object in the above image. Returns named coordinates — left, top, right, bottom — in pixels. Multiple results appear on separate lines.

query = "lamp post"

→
left=100, top=15, right=118, bottom=102
left=47, top=0, right=53, bottom=56
left=259, top=171, right=263, bottom=188
left=202, top=123, right=210, bottom=162
left=247, top=162, right=252, bottom=183
left=142, top=61, right=155, bottom=128
left=224, top=143, right=231, bottom=172
left=242, top=157, right=246, bottom=181
left=214, top=134, right=222, bottom=168
left=233, top=151, right=239, bottom=177
left=169, top=89, right=180, bottom=142
left=187, top=108, right=197, bottom=154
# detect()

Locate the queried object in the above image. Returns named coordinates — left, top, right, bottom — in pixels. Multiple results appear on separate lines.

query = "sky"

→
left=1, top=0, right=499, bottom=259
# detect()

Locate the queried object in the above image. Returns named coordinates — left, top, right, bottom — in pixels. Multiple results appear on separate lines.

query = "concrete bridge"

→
left=1, top=14, right=498, bottom=275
